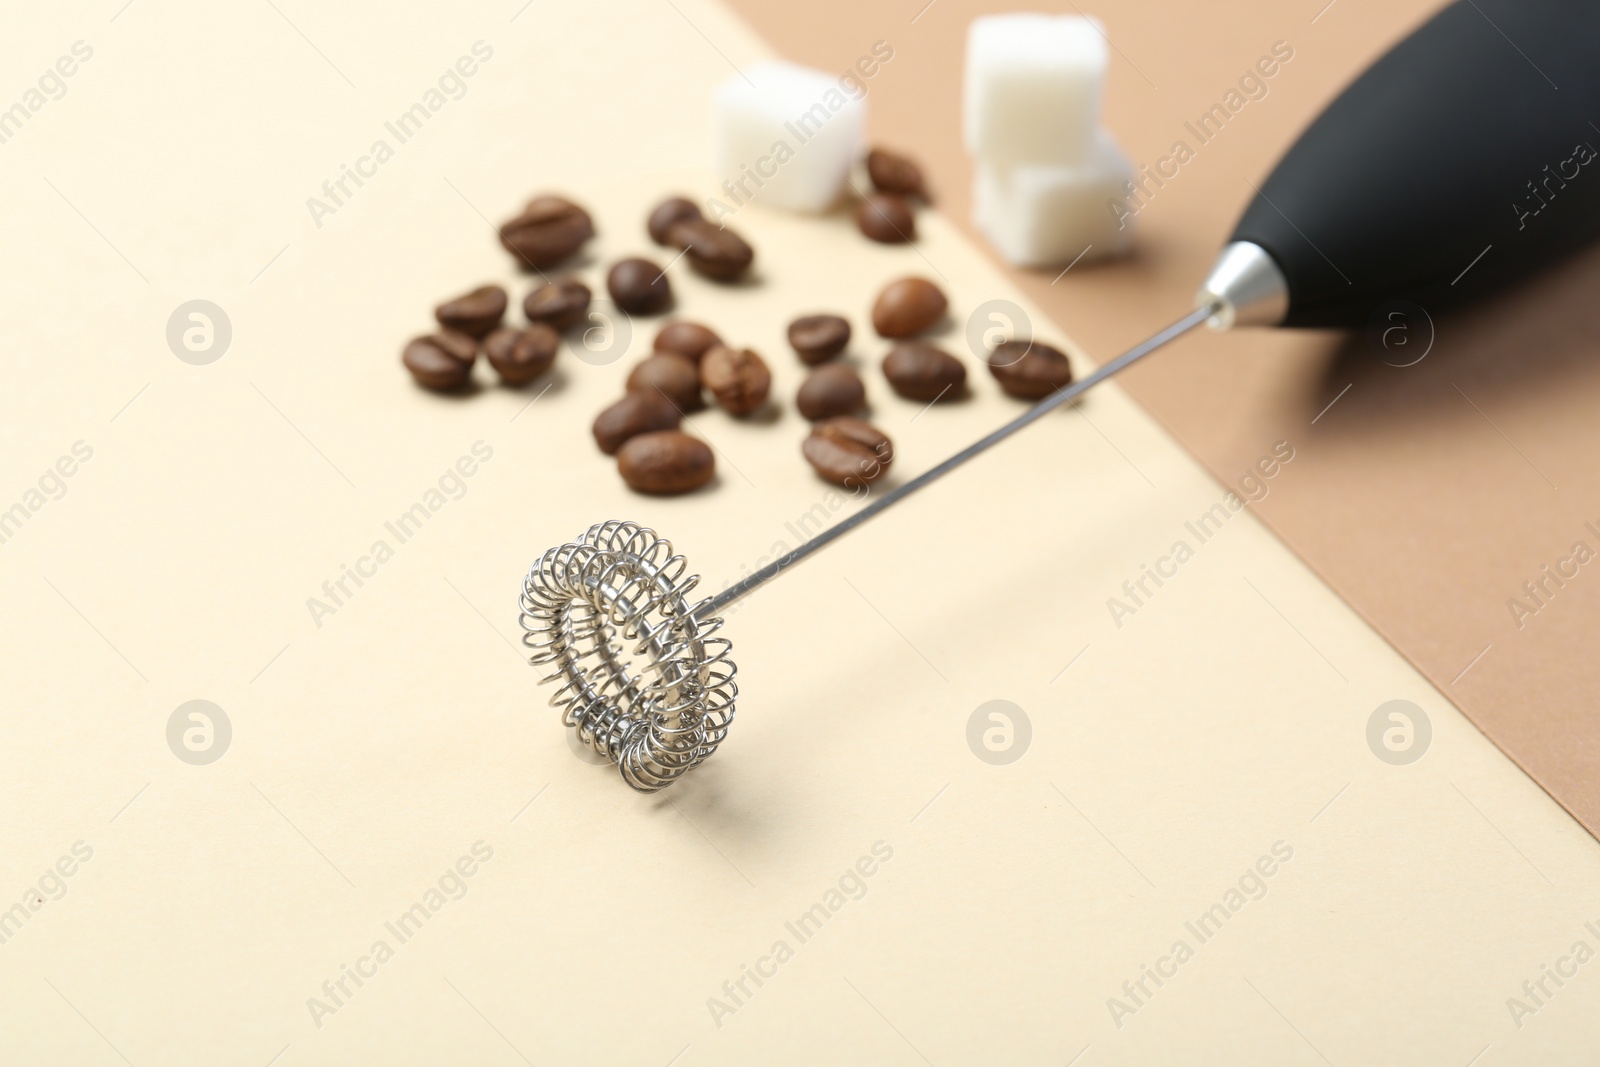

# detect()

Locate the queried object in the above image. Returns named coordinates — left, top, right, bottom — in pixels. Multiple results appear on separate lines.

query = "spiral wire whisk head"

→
left=519, top=521, right=736, bottom=792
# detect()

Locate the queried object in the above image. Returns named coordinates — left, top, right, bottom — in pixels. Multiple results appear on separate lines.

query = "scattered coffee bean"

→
left=627, top=354, right=703, bottom=411
left=484, top=325, right=558, bottom=385
left=855, top=194, right=916, bottom=244
left=872, top=276, right=948, bottom=338
left=499, top=195, right=595, bottom=269
left=867, top=147, right=930, bottom=201
left=402, top=331, right=477, bottom=391
left=787, top=314, right=852, bottom=364
left=797, top=364, right=866, bottom=420
left=667, top=219, right=754, bottom=281
left=522, top=278, right=591, bottom=331
left=617, top=430, right=715, bottom=495
left=803, top=417, right=894, bottom=488
left=654, top=321, right=723, bottom=363
left=700, top=345, right=772, bottom=416
left=648, top=196, right=702, bottom=245
left=987, top=339, right=1074, bottom=399
left=434, top=284, right=507, bottom=338
left=882, top=342, right=966, bottom=401
left=592, top=392, right=681, bottom=455
left=607, top=257, right=673, bottom=315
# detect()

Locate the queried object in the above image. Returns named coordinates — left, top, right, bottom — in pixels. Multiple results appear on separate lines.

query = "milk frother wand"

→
left=519, top=0, right=1600, bottom=791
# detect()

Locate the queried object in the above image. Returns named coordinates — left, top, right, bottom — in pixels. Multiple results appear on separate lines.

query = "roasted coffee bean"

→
left=484, top=325, right=558, bottom=385
left=434, top=284, right=507, bottom=338
left=796, top=364, right=866, bottom=420
left=987, top=339, right=1074, bottom=399
left=787, top=314, right=851, bottom=364
left=522, top=278, right=591, bottom=331
left=402, top=330, right=477, bottom=391
left=871, top=276, right=947, bottom=338
left=882, top=342, right=966, bottom=401
left=667, top=219, right=754, bottom=281
left=803, top=417, right=893, bottom=488
left=627, top=354, right=703, bottom=411
left=700, top=345, right=772, bottom=416
left=499, top=195, right=595, bottom=269
left=867, top=147, right=930, bottom=200
left=607, top=257, right=673, bottom=315
left=855, top=194, right=916, bottom=244
left=653, top=320, right=723, bottom=363
left=648, top=196, right=702, bottom=245
left=592, top=391, right=681, bottom=455
left=617, top=430, right=715, bottom=495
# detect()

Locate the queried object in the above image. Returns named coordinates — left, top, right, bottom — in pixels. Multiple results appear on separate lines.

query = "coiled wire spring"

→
left=518, top=521, right=736, bottom=792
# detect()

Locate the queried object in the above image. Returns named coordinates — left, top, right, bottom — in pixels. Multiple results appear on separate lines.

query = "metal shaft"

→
left=698, top=304, right=1218, bottom=618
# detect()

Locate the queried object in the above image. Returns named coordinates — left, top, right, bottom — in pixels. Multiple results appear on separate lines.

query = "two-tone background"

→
left=2, top=1, right=1598, bottom=1063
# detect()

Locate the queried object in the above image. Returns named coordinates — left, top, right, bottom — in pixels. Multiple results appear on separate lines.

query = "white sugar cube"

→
left=712, top=61, right=865, bottom=214
left=973, top=134, right=1135, bottom=267
left=965, top=14, right=1107, bottom=167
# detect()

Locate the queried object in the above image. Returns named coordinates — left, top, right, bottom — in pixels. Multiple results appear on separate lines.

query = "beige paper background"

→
left=1, top=1, right=1599, bottom=1063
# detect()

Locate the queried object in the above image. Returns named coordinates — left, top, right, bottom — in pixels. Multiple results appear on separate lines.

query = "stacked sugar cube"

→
left=966, top=14, right=1134, bottom=267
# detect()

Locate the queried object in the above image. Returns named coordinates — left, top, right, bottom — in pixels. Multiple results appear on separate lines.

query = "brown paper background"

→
left=723, top=0, right=1600, bottom=837
left=2, top=0, right=1600, bottom=1063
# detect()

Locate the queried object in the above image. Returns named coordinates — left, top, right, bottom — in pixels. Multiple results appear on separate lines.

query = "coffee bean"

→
left=648, top=196, right=702, bottom=245
left=607, top=257, right=673, bottom=315
left=855, top=194, right=916, bottom=244
left=797, top=364, right=866, bottom=420
left=402, top=330, right=477, bottom=391
left=499, top=195, right=595, bottom=269
left=484, top=325, right=558, bottom=385
left=988, top=340, right=1074, bottom=399
left=872, top=276, right=947, bottom=338
left=667, top=219, right=754, bottom=281
left=787, top=314, right=851, bottom=364
left=654, top=321, right=723, bottom=363
left=627, top=354, right=703, bottom=411
left=617, top=430, right=715, bottom=495
left=434, top=284, right=507, bottom=338
left=867, top=147, right=930, bottom=201
left=882, top=342, right=966, bottom=401
left=522, top=278, right=591, bottom=331
left=700, top=345, right=772, bottom=416
left=802, top=417, right=893, bottom=488
left=592, top=392, right=681, bottom=455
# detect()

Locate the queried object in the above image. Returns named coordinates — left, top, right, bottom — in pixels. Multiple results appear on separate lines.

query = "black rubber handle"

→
left=1232, top=0, right=1600, bottom=328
